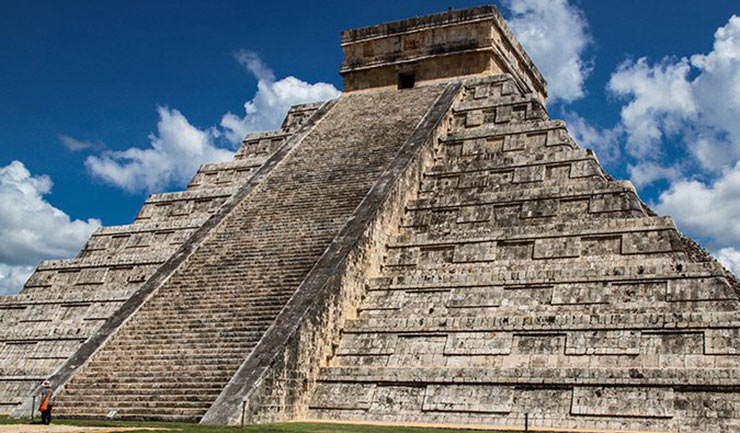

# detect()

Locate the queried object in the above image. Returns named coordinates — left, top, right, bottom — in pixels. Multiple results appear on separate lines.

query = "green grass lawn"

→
left=0, top=416, right=512, bottom=433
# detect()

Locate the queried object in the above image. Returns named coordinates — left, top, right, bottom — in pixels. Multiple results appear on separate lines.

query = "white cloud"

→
left=0, top=264, right=35, bottom=295
left=504, top=0, right=592, bottom=104
left=603, top=15, right=740, bottom=264
left=220, top=50, right=340, bottom=144
left=654, top=162, right=740, bottom=249
left=59, top=135, right=104, bottom=152
left=86, top=107, right=233, bottom=193
left=608, top=57, right=696, bottom=158
left=715, top=247, right=740, bottom=276
left=608, top=15, right=740, bottom=169
left=563, top=111, right=621, bottom=163
left=0, top=161, right=101, bottom=294
left=86, top=51, right=340, bottom=192
left=627, top=162, right=682, bottom=189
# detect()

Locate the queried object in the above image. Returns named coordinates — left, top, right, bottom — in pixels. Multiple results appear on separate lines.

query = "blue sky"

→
left=1, top=0, right=739, bottom=293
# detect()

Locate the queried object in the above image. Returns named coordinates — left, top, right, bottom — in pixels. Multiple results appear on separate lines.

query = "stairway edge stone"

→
left=200, top=81, right=463, bottom=426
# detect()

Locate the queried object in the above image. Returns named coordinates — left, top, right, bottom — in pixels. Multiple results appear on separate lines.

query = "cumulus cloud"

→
left=220, top=50, right=340, bottom=144
left=715, top=247, right=740, bottom=276
left=602, top=15, right=740, bottom=263
left=654, top=162, right=740, bottom=249
left=0, top=161, right=101, bottom=294
left=627, top=162, right=683, bottom=189
left=608, top=57, right=697, bottom=159
left=563, top=111, right=622, bottom=164
left=608, top=15, right=740, bottom=170
left=504, top=0, right=592, bottom=103
left=86, top=107, right=233, bottom=193
left=59, top=135, right=104, bottom=152
left=86, top=51, right=340, bottom=192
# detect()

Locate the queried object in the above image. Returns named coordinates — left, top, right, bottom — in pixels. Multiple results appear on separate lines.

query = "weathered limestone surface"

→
left=51, top=85, right=447, bottom=421
left=0, top=104, right=319, bottom=415
left=3, top=5, right=738, bottom=432
left=341, top=6, right=547, bottom=104
left=306, top=75, right=740, bottom=433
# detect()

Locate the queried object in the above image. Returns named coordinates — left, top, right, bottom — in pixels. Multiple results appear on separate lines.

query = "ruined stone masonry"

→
left=1, top=5, right=738, bottom=433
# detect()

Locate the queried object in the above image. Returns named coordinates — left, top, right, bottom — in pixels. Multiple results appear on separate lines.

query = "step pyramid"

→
left=2, top=5, right=737, bottom=432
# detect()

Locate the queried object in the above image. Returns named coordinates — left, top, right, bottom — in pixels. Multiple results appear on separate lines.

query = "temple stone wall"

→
left=307, top=75, right=740, bottom=433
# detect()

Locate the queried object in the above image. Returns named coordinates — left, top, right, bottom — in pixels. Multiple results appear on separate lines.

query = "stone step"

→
left=442, top=119, right=572, bottom=145
left=409, top=181, right=639, bottom=210
left=316, top=366, right=737, bottom=387
left=428, top=148, right=597, bottom=175
left=67, top=375, right=232, bottom=387
left=374, top=258, right=724, bottom=288
left=391, top=216, right=676, bottom=248
left=343, top=310, right=739, bottom=334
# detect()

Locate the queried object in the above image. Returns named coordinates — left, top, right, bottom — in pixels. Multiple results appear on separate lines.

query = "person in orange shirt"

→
left=38, top=380, right=54, bottom=425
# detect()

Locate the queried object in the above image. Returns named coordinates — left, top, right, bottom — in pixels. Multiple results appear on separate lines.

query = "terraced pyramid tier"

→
left=0, top=103, right=319, bottom=415
left=307, top=76, right=740, bottom=433
left=53, top=84, right=449, bottom=421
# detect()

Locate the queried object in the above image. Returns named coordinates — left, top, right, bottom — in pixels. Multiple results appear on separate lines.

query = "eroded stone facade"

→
left=1, top=5, right=737, bottom=432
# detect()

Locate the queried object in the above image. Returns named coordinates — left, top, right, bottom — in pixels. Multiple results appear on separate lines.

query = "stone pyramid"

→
left=1, top=5, right=738, bottom=432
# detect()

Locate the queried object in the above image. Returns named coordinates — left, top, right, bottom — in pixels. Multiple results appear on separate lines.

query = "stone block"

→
left=525, top=132, right=547, bottom=148
left=565, top=330, right=641, bottom=355
left=453, top=241, right=496, bottom=263
left=705, top=328, right=740, bottom=355
left=456, top=205, right=493, bottom=223
left=521, top=199, right=559, bottom=218
left=369, top=386, right=425, bottom=414
left=311, top=383, right=376, bottom=410
left=666, top=277, right=735, bottom=301
left=386, top=248, right=418, bottom=266
left=512, top=165, right=544, bottom=183
left=502, top=134, right=526, bottom=152
left=580, top=235, right=621, bottom=256
left=544, top=164, right=571, bottom=181
left=496, top=241, right=533, bottom=260
left=622, top=231, right=676, bottom=254
left=512, top=334, right=566, bottom=355
left=447, top=286, right=503, bottom=308
left=551, top=282, right=611, bottom=305
left=418, top=246, right=455, bottom=265
left=570, top=159, right=601, bottom=178
left=641, top=332, right=704, bottom=355
left=457, top=171, right=489, bottom=189
left=388, top=336, right=447, bottom=367
left=589, top=192, right=641, bottom=213
left=444, top=332, right=512, bottom=355
left=571, top=386, right=674, bottom=418
left=533, top=237, right=580, bottom=259
left=422, top=384, right=512, bottom=413
left=337, top=333, right=397, bottom=356
left=465, top=110, right=483, bottom=127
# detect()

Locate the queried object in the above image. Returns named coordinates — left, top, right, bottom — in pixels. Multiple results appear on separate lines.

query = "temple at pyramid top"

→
left=339, top=5, right=548, bottom=103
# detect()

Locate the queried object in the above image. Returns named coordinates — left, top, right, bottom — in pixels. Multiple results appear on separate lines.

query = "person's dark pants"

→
left=41, top=407, right=52, bottom=425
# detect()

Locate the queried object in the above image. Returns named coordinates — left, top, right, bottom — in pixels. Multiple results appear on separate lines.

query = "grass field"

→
left=0, top=416, right=512, bottom=433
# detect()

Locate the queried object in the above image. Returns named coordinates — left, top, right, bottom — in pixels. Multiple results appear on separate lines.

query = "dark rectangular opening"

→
left=398, top=72, right=415, bottom=89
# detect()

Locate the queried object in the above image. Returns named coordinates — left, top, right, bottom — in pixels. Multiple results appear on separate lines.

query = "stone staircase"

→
left=52, top=84, right=448, bottom=421
left=307, top=76, right=740, bottom=433
left=0, top=102, right=321, bottom=415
